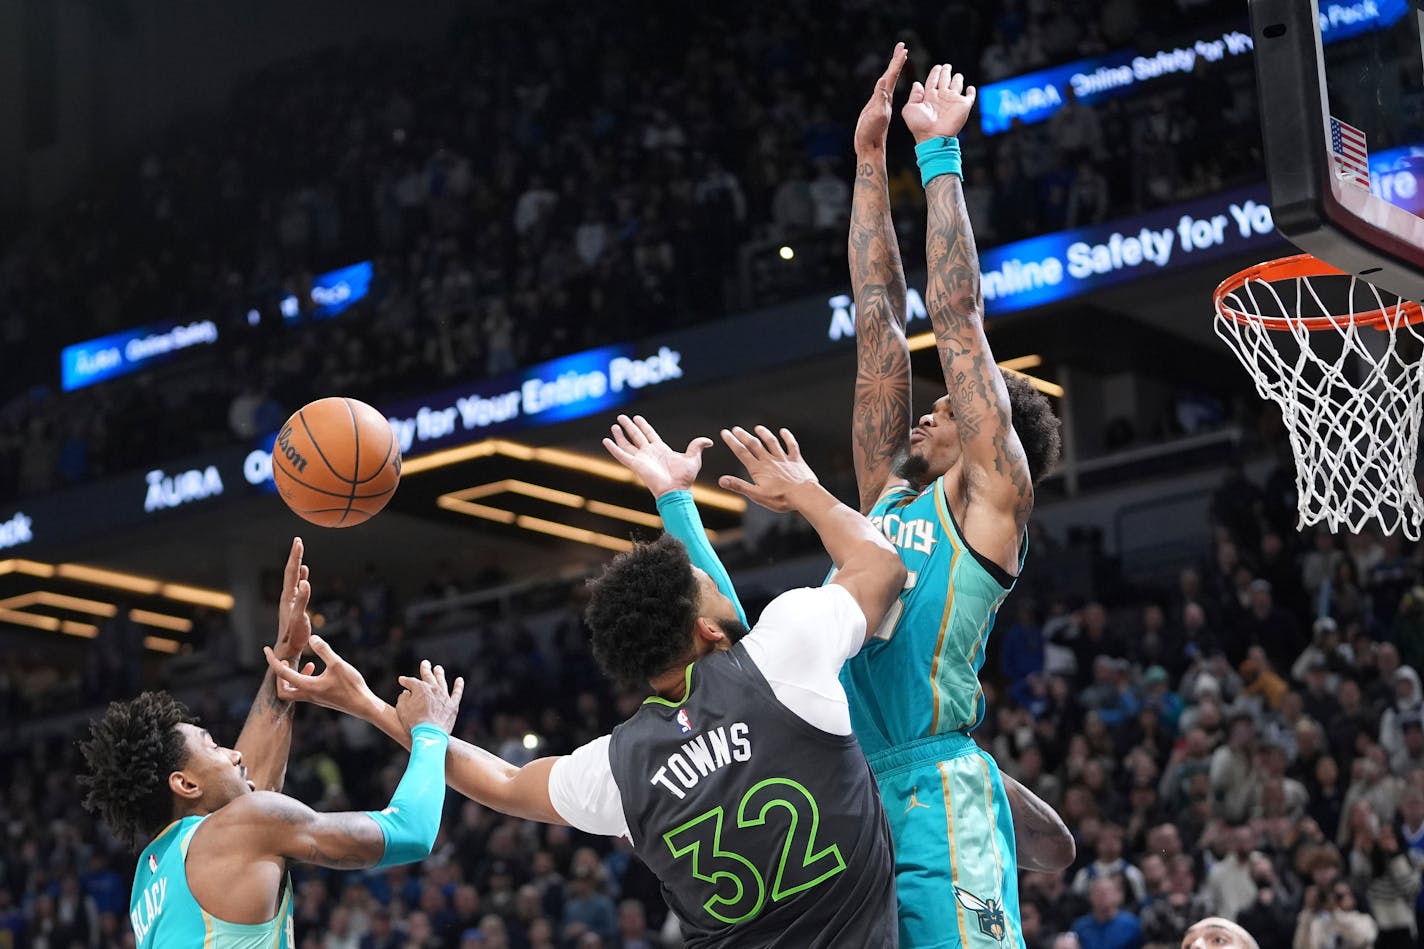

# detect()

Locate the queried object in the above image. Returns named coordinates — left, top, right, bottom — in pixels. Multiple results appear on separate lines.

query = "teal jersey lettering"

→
left=130, top=815, right=294, bottom=948
left=837, top=477, right=1023, bottom=760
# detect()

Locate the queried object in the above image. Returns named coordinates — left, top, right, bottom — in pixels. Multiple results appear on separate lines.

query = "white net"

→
left=1214, top=259, right=1424, bottom=539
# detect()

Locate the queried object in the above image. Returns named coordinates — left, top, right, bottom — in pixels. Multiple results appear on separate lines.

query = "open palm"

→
left=853, top=43, right=907, bottom=154
left=603, top=414, right=713, bottom=498
left=901, top=63, right=977, bottom=143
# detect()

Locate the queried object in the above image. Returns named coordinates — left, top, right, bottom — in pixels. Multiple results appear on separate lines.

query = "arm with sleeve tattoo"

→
left=234, top=538, right=313, bottom=792
left=849, top=44, right=913, bottom=513
left=905, top=65, right=1033, bottom=563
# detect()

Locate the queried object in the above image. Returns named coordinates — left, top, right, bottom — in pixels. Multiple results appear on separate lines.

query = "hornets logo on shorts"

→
left=954, top=886, right=1007, bottom=942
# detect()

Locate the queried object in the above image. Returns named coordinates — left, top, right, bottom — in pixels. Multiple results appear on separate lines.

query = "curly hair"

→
left=78, top=691, right=196, bottom=845
left=584, top=534, right=699, bottom=689
left=1003, top=371, right=1062, bottom=485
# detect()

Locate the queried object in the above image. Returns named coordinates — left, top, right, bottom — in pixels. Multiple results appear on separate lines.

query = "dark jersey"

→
left=608, top=641, right=898, bottom=948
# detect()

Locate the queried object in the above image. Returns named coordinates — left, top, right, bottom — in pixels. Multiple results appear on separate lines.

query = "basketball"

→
left=271, top=397, right=402, bottom=528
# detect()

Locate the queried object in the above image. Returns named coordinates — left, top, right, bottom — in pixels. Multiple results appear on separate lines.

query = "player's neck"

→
left=649, top=668, right=689, bottom=701
left=648, top=651, right=700, bottom=701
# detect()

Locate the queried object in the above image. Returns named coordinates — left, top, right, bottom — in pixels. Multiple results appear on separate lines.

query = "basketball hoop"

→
left=1213, top=254, right=1424, bottom=539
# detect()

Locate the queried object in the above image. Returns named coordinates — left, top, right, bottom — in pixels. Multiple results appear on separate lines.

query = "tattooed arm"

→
left=233, top=538, right=313, bottom=792
left=903, top=65, right=1033, bottom=571
left=849, top=43, right=913, bottom=514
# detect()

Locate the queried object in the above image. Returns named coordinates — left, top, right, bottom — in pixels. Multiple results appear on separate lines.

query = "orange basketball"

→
left=271, top=397, right=402, bottom=528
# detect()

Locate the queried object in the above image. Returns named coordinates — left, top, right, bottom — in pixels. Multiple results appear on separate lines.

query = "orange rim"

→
left=1213, top=253, right=1424, bottom=331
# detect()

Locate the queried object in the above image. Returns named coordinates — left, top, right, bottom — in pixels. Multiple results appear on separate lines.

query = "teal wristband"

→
left=915, top=136, right=963, bottom=187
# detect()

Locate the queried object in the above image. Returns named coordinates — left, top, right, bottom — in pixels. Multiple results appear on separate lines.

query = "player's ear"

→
left=692, top=616, right=728, bottom=649
left=169, top=769, right=202, bottom=802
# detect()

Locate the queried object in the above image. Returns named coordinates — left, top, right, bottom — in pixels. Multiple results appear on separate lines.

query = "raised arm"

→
left=850, top=43, right=914, bottom=513
left=718, top=425, right=906, bottom=635
left=265, top=636, right=567, bottom=825
left=190, top=657, right=460, bottom=933
left=233, top=538, right=314, bottom=792
left=904, top=65, right=1034, bottom=567
left=602, top=413, right=747, bottom=625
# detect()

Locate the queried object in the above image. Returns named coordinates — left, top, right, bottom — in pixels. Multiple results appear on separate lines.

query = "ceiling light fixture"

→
left=902, top=342, right=1064, bottom=397
left=403, top=438, right=746, bottom=512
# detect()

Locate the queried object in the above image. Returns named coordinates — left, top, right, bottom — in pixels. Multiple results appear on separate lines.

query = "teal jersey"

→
left=130, top=815, right=294, bottom=949
left=838, top=477, right=1022, bottom=760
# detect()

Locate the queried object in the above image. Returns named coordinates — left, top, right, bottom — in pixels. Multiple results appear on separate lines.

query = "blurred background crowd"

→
left=0, top=0, right=1255, bottom=504
left=8, top=0, right=1422, bottom=947
left=5, top=458, right=1424, bottom=949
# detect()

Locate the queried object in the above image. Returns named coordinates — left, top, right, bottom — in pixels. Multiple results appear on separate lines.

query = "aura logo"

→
left=144, top=467, right=224, bottom=513
left=0, top=512, right=34, bottom=550
left=996, top=83, right=1062, bottom=119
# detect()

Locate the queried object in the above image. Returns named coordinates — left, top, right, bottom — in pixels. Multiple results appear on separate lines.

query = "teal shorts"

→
left=869, top=733, right=1023, bottom=949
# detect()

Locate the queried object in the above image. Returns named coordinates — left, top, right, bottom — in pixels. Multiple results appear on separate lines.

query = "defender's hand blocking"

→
left=602, top=414, right=713, bottom=498
left=266, top=634, right=374, bottom=719
left=902, top=63, right=977, bottom=143
left=396, top=661, right=463, bottom=734
left=854, top=42, right=908, bottom=154
left=718, top=426, right=818, bottom=513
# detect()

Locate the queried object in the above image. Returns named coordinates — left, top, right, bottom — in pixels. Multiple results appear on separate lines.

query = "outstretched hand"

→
left=602, top=414, right=713, bottom=498
left=273, top=537, right=312, bottom=661
left=717, top=426, right=818, bottom=513
left=854, top=42, right=908, bottom=154
left=396, top=660, right=464, bottom=735
left=265, top=634, right=374, bottom=720
left=902, top=63, right=977, bottom=144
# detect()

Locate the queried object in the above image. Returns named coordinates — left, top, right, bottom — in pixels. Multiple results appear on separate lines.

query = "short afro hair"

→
left=584, top=534, right=700, bottom=689
left=78, top=691, right=196, bottom=845
left=1003, top=371, right=1062, bottom=485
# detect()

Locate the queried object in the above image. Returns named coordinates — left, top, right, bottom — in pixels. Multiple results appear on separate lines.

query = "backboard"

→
left=1249, top=0, right=1424, bottom=300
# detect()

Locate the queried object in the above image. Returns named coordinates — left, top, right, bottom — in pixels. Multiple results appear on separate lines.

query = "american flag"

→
left=1330, top=116, right=1370, bottom=189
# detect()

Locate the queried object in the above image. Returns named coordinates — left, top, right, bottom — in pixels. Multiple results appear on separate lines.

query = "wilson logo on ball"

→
left=275, top=424, right=310, bottom=474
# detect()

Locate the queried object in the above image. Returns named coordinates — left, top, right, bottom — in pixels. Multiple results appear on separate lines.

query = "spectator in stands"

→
left=1239, top=582, right=1302, bottom=673
left=561, top=864, right=617, bottom=945
left=1234, top=852, right=1297, bottom=948
left=1380, top=664, right=1424, bottom=761
left=1293, top=881, right=1377, bottom=948
left=1140, top=855, right=1210, bottom=945
left=1073, top=824, right=1148, bottom=908
left=1070, top=877, right=1142, bottom=949
left=613, top=898, right=660, bottom=949
left=1348, top=822, right=1422, bottom=948
left=1204, top=825, right=1257, bottom=921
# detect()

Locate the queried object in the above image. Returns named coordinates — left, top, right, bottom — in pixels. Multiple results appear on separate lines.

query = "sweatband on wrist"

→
left=915, top=136, right=963, bottom=187
left=657, top=490, right=747, bottom=626
left=365, top=723, right=449, bottom=867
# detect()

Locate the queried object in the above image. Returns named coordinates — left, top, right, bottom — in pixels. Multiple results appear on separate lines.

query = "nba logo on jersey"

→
left=148, top=854, right=158, bottom=873
left=675, top=709, right=692, bottom=734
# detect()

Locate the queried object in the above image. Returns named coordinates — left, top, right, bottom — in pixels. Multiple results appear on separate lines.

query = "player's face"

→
left=1181, top=918, right=1257, bottom=949
left=905, top=396, right=962, bottom=482
left=175, top=723, right=253, bottom=808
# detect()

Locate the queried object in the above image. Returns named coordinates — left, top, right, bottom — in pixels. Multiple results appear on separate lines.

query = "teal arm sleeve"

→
left=656, top=490, right=747, bottom=626
left=364, top=723, right=449, bottom=867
